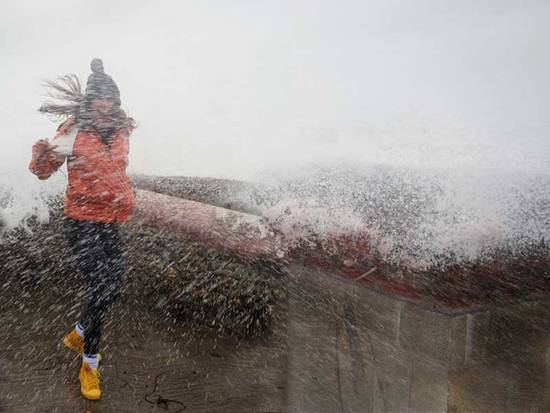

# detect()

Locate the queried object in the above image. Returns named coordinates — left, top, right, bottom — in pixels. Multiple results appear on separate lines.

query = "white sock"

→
left=75, top=323, right=85, bottom=338
left=83, top=354, right=99, bottom=370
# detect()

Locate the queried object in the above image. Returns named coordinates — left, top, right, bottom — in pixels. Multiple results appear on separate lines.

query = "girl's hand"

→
left=33, top=139, right=58, bottom=160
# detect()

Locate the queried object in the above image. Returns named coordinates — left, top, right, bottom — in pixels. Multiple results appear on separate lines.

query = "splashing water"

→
left=3, top=116, right=549, bottom=269
left=0, top=171, right=65, bottom=233
left=252, top=162, right=548, bottom=268
left=245, top=118, right=549, bottom=269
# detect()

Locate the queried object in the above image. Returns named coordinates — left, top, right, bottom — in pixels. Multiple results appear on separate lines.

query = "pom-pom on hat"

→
left=84, top=58, right=120, bottom=102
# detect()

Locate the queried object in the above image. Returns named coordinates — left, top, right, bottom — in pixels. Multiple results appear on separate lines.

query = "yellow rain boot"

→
left=63, top=328, right=84, bottom=356
left=79, top=362, right=101, bottom=400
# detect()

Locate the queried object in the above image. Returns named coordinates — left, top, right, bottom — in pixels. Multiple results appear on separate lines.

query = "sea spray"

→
left=4, top=116, right=549, bottom=270
left=251, top=162, right=549, bottom=270
left=0, top=171, right=65, bottom=233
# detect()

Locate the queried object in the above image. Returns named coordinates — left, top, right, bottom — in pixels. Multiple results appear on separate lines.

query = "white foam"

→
left=0, top=170, right=65, bottom=233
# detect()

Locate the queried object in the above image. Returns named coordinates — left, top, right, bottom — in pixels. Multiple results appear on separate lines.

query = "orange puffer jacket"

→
left=29, top=117, right=134, bottom=224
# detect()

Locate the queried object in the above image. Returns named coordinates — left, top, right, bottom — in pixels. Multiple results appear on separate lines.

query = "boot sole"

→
left=80, top=388, right=101, bottom=401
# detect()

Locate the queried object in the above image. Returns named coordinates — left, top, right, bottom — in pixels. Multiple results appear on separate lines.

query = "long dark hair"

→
left=39, top=74, right=135, bottom=132
left=39, top=74, right=83, bottom=120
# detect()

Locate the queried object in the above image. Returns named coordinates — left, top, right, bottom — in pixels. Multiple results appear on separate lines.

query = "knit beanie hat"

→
left=84, top=58, right=120, bottom=102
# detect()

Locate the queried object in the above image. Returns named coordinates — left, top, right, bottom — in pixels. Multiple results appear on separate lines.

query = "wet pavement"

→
left=1, top=262, right=549, bottom=412
left=0, top=282, right=287, bottom=413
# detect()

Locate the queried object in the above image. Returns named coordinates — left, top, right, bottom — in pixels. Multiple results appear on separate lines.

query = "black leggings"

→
left=64, top=217, right=124, bottom=355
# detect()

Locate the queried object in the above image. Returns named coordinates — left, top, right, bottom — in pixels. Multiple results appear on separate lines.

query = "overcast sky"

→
left=1, top=0, right=549, bottom=179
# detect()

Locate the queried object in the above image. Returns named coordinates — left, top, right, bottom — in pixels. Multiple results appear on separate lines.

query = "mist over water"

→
left=248, top=117, right=549, bottom=268
left=2, top=111, right=549, bottom=268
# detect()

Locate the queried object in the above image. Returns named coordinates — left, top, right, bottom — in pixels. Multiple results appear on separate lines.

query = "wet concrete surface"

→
left=0, top=285, right=287, bottom=413
left=1, top=262, right=549, bottom=412
left=284, top=264, right=550, bottom=413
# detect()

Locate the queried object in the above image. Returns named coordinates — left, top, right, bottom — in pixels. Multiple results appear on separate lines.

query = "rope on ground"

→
left=143, top=371, right=186, bottom=412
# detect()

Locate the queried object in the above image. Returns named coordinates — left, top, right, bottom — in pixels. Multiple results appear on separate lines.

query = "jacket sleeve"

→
left=28, top=120, right=73, bottom=180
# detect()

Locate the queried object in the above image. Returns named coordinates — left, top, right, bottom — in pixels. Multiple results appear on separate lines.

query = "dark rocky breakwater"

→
left=0, top=197, right=288, bottom=338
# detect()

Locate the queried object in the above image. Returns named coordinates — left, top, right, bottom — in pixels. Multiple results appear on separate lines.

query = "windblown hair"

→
left=38, top=73, right=136, bottom=131
left=38, top=74, right=84, bottom=121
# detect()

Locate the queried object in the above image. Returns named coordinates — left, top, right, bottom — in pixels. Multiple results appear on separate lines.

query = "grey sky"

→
left=1, top=0, right=549, bottom=179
